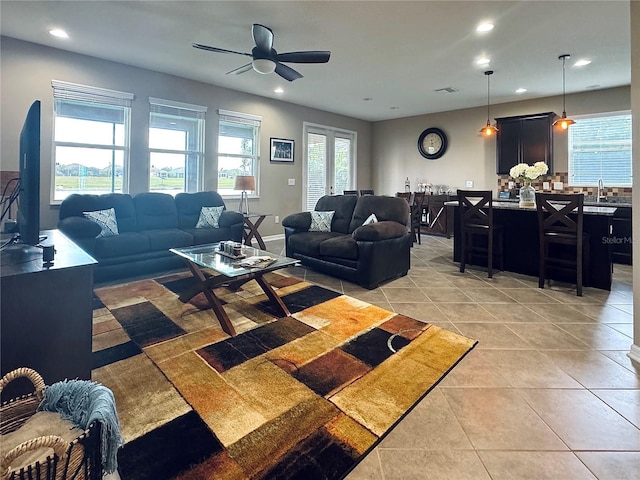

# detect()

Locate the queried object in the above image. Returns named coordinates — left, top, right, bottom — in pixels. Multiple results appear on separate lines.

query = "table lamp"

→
left=234, top=175, right=255, bottom=214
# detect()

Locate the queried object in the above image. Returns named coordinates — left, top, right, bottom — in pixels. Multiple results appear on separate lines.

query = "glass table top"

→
left=170, top=243, right=298, bottom=278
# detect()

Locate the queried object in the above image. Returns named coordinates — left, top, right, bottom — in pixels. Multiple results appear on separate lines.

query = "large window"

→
left=568, top=111, right=632, bottom=187
left=217, top=109, right=261, bottom=196
left=149, top=98, right=206, bottom=194
left=51, top=80, right=133, bottom=202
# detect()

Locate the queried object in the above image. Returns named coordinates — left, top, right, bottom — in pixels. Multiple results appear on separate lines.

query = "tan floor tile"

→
left=557, top=323, right=634, bottom=350
left=422, top=287, right=474, bottom=303
left=576, top=452, right=640, bottom=480
left=520, top=389, right=640, bottom=450
left=380, top=287, right=430, bottom=303
left=525, top=302, right=597, bottom=323
left=568, top=304, right=634, bottom=323
left=506, top=323, right=589, bottom=350
left=542, top=350, right=640, bottom=389
left=478, top=451, right=597, bottom=480
left=599, top=350, right=640, bottom=374
left=442, top=388, right=567, bottom=450
left=499, top=288, right=560, bottom=304
left=480, top=303, right=549, bottom=323
left=463, top=288, right=519, bottom=303
left=389, top=302, right=449, bottom=324
left=345, top=450, right=383, bottom=479
left=479, top=350, right=584, bottom=388
left=437, top=304, right=500, bottom=323
left=439, top=351, right=511, bottom=388
left=382, top=275, right=419, bottom=288
left=591, top=389, right=640, bottom=428
left=380, top=389, right=474, bottom=450
left=377, top=449, right=491, bottom=480
left=452, top=323, right=531, bottom=349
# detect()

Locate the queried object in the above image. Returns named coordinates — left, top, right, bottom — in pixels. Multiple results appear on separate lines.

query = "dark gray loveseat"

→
left=58, top=191, right=244, bottom=282
left=282, top=195, right=411, bottom=289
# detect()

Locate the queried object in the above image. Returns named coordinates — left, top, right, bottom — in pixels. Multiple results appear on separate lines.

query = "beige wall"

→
left=630, top=0, right=639, bottom=360
left=371, top=87, right=630, bottom=196
left=0, top=37, right=373, bottom=236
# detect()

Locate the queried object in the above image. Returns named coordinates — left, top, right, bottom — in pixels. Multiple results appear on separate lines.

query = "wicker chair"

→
left=0, top=368, right=103, bottom=480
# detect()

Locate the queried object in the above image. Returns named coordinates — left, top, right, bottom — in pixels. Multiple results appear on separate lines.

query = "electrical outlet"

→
left=288, top=178, right=295, bottom=186
left=274, top=215, right=279, bottom=224
left=543, top=181, right=550, bottom=190
left=553, top=181, right=564, bottom=190
left=465, top=180, right=473, bottom=188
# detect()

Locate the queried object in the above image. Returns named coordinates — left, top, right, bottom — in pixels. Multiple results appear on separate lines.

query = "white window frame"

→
left=568, top=110, right=633, bottom=187
left=149, top=97, right=207, bottom=194
left=217, top=109, right=262, bottom=199
left=51, top=80, right=133, bottom=204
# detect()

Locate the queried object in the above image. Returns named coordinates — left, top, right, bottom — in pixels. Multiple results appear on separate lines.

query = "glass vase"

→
left=519, top=181, right=536, bottom=208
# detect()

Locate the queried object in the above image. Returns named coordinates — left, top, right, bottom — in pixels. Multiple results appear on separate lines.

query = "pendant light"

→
left=552, top=54, right=576, bottom=130
left=480, top=70, right=498, bottom=136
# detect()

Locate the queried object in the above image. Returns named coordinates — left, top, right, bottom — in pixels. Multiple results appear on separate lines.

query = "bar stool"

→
left=343, top=190, right=358, bottom=196
left=360, top=189, right=374, bottom=196
left=457, top=190, right=504, bottom=278
left=535, top=192, right=588, bottom=296
left=410, top=191, right=426, bottom=244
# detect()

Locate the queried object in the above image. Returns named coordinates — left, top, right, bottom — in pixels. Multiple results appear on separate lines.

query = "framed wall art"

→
left=270, top=138, right=294, bottom=163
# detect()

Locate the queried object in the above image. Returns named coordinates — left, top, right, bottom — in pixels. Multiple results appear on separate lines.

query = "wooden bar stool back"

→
left=457, top=190, right=504, bottom=278
left=410, top=191, right=426, bottom=244
left=535, top=192, right=588, bottom=296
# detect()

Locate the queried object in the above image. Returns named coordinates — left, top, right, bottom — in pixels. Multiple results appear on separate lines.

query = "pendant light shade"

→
left=480, top=70, right=498, bottom=136
left=552, top=54, right=576, bottom=129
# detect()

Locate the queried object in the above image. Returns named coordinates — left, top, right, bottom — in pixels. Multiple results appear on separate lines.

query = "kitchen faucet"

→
left=597, top=178, right=605, bottom=202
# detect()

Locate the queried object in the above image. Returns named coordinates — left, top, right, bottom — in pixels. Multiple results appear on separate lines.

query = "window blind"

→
left=52, top=80, right=134, bottom=107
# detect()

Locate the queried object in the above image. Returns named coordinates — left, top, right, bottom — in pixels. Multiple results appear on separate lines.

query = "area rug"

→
left=91, top=271, right=477, bottom=480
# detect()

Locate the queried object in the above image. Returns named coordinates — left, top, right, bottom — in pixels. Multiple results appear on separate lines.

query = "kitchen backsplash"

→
left=497, top=172, right=632, bottom=199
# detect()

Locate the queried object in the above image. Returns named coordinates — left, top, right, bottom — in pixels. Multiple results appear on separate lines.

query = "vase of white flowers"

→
left=509, top=162, right=549, bottom=207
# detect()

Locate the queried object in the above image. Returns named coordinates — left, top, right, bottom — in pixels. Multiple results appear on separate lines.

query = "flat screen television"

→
left=17, top=100, right=41, bottom=245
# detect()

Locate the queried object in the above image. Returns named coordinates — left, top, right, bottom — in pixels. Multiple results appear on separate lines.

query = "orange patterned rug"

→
left=91, top=271, right=476, bottom=479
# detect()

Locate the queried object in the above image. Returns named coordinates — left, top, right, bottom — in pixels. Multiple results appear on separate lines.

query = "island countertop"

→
left=444, top=200, right=618, bottom=216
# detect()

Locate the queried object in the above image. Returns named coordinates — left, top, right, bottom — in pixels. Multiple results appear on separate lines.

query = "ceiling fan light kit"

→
left=552, top=54, right=576, bottom=130
left=480, top=70, right=499, bottom=136
left=193, top=24, right=330, bottom=82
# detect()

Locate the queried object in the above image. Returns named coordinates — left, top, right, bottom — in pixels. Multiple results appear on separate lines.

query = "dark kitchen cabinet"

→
left=496, top=112, right=555, bottom=174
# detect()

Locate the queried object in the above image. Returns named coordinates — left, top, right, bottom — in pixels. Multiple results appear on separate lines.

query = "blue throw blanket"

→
left=38, top=379, right=123, bottom=474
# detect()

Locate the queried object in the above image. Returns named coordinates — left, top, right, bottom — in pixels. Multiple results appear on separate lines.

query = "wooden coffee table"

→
left=170, top=243, right=298, bottom=336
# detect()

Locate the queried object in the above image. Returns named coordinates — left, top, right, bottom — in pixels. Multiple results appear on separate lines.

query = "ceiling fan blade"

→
left=276, top=51, right=331, bottom=63
left=227, top=63, right=253, bottom=75
left=252, top=24, right=274, bottom=52
left=192, top=43, right=251, bottom=57
left=275, top=62, right=303, bottom=82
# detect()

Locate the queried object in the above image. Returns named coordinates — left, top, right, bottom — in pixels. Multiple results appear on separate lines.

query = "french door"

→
left=303, top=123, right=357, bottom=210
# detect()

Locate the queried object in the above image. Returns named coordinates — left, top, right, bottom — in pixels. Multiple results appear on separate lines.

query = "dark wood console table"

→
left=448, top=201, right=617, bottom=290
left=1, top=230, right=97, bottom=399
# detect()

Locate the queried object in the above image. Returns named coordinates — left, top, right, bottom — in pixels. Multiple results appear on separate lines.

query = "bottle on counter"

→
left=405, top=177, right=411, bottom=192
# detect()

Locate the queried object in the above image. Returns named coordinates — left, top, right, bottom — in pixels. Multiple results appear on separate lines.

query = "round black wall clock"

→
left=418, top=127, right=448, bottom=159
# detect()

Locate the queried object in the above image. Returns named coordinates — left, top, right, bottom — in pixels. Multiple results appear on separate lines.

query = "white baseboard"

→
left=627, top=344, right=640, bottom=365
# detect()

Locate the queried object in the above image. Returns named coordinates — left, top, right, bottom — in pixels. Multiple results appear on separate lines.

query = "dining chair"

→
left=410, top=191, right=426, bottom=244
left=343, top=190, right=359, bottom=196
left=360, top=189, right=374, bottom=196
left=535, top=192, right=588, bottom=296
left=457, top=190, right=504, bottom=278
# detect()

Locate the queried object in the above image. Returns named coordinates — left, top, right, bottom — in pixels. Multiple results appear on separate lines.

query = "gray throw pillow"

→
left=309, top=211, right=335, bottom=232
left=83, top=208, right=119, bottom=237
left=196, top=206, right=224, bottom=228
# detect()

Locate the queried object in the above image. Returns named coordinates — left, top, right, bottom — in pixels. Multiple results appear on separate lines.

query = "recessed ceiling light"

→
left=574, top=59, right=591, bottom=67
left=476, top=23, right=494, bottom=33
left=476, top=57, right=491, bottom=66
left=515, top=88, right=527, bottom=94
left=274, top=87, right=284, bottom=94
left=363, top=97, right=373, bottom=101
left=49, top=28, right=69, bottom=39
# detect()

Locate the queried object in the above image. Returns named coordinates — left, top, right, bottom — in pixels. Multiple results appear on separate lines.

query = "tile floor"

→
left=264, top=235, right=639, bottom=480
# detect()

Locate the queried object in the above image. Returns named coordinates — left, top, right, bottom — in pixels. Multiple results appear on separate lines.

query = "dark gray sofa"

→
left=58, top=191, right=244, bottom=282
left=282, top=195, right=411, bottom=289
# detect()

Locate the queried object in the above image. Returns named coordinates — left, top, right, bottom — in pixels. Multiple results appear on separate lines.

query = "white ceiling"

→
left=0, top=1, right=631, bottom=122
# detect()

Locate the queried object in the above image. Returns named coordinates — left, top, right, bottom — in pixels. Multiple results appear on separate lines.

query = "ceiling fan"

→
left=193, top=24, right=330, bottom=82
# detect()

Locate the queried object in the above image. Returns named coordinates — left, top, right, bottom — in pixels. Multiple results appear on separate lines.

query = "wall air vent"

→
left=434, top=87, right=460, bottom=93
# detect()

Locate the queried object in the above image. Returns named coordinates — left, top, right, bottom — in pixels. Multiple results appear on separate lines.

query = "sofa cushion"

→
left=140, top=228, right=193, bottom=251
left=94, top=232, right=150, bottom=259
left=318, top=235, right=358, bottom=260
left=349, top=195, right=409, bottom=232
left=134, top=193, right=179, bottom=230
left=83, top=208, right=119, bottom=237
left=352, top=221, right=409, bottom=241
left=288, top=231, right=344, bottom=257
left=183, top=227, right=236, bottom=245
left=315, top=195, right=358, bottom=234
left=282, top=212, right=311, bottom=230
left=60, top=193, right=138, bottom=233
left=175, top=191, right=226, bottom=229
left=196, top=206, right=224, bottom=229
left=309, top=211, right=335, bottom=232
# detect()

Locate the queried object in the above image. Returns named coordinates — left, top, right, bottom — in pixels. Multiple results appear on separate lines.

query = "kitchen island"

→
left=447, top=200, right=618, bottom=290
